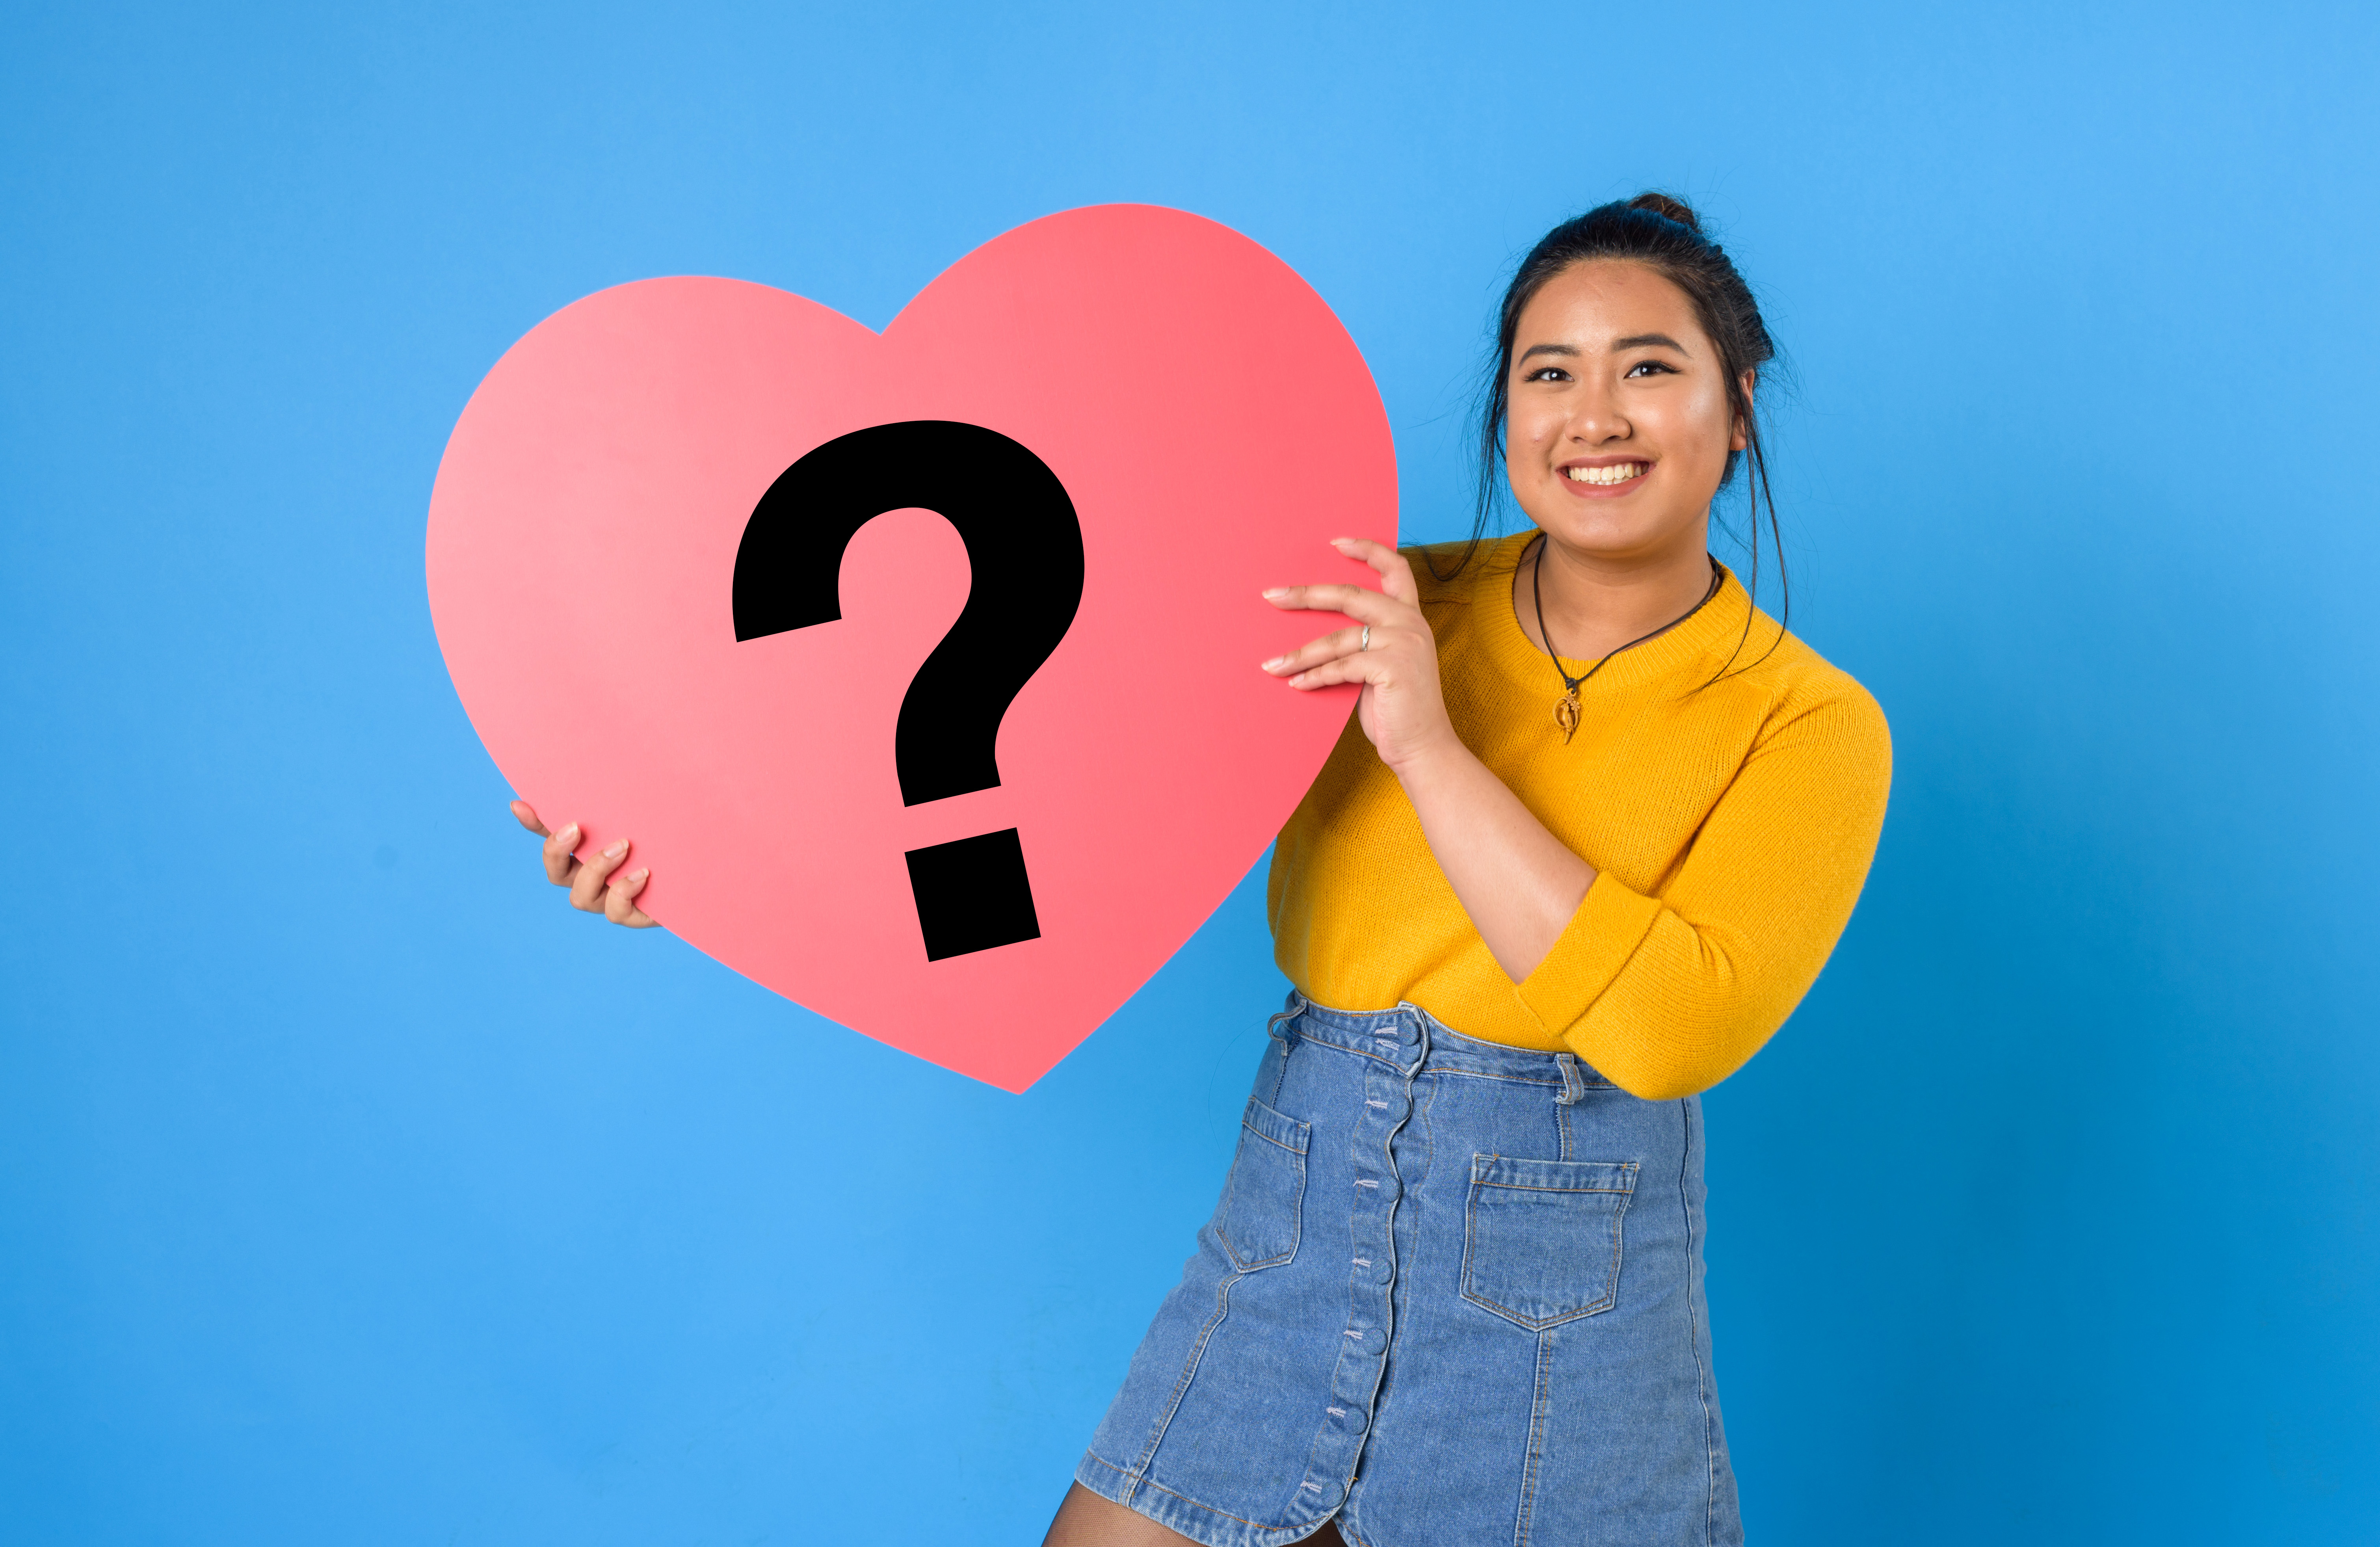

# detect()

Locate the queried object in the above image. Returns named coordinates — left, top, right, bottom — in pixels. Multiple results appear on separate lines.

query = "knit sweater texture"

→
left=1267, top=532, right=1892, bottom=1101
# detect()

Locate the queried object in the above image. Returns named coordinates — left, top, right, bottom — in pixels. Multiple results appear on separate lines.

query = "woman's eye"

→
left=1525, top=366, right=1571, bottom=382
left=1624, top=360, right=1677, bottom=378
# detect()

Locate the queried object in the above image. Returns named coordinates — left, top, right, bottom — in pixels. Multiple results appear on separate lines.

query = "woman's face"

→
left=1503, top=259, right=1749, bottom=563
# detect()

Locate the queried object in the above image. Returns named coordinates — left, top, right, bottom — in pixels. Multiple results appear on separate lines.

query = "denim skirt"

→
left=1076, top=995, right=1742, bottom=1547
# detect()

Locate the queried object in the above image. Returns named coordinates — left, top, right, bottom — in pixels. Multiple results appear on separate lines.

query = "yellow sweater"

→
left=1268, top=532, right=1892, bottom=1101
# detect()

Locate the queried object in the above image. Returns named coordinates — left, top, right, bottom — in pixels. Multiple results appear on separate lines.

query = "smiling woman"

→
left=506, top=192, right=1888, bottom=1547
left=1042, top=195, right=1892, bottom=1547
left=1479, top=190, right=1783, bottom=676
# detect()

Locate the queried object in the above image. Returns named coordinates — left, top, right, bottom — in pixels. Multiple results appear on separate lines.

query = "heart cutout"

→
left=426, top=204, right=1397, bottom=1090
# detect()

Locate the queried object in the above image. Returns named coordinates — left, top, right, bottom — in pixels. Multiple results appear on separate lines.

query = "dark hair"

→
left=1452, top=191, right=1786, bottom=677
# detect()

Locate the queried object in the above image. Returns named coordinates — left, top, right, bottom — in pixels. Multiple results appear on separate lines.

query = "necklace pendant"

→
left=1553, top=690, right=1581, bottom=743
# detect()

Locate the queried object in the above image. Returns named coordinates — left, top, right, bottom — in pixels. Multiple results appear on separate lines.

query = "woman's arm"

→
left=1384, top=738, right=1597, bottom=982
left=1261, top=537, right=1595, bottom=982
left=1506, top=700, right=1890, bottom=1097
left=1263, top=538, right=1891, bottom=1099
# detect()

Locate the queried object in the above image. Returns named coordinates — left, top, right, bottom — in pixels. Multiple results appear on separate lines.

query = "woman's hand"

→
left=509, top=800, right=657, bottom=928
left=1263, top=536, right=1598, bottom=983
left=1261, top=537, right=1459, bottom=774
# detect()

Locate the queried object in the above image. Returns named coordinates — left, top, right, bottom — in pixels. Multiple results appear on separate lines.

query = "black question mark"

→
left=731, top=420, right=1086, bottom=961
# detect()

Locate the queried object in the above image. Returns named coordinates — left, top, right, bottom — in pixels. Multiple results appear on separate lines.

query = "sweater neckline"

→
left=1467, top=530, right=1756, bottom=699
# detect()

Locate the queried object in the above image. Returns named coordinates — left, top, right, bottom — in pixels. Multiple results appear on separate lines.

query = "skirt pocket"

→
left=1216, top=1095, right=1311, bottom=1271
left=1461, top=1154, right=1638, bottom=1329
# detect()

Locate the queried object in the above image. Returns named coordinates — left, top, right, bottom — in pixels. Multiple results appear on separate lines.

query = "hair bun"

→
left=1627, top=192, right=1701, bottom=232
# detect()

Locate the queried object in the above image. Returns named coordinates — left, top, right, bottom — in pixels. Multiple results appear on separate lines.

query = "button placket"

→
left=1300, top=1012, right=1427, bottom=1517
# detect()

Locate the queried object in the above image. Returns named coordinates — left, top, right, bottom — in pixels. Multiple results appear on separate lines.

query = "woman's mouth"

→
left=1562, top=461, right=1649, bottom=487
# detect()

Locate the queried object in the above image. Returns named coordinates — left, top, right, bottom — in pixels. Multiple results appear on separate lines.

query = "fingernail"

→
left=1263, top=588, right=1290, bottom=599
left=603, top=839, right=628, bottom=859
left=1261, top=656, right=1287, bottom=671
left=557, top=823, right=579, bottom=845
left=629, top=868, right=649, bottom=884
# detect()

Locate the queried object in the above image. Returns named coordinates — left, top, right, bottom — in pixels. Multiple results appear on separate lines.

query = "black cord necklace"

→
left=1529, top=535, right=1723, bottom=743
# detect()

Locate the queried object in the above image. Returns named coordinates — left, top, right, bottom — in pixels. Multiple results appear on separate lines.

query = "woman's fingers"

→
left=569, top=837, right=630, bottom=911
left=1278, top=650, right=1396, bottom=691
left=1261, top=580, right=1411, bottom=627
left=542, top=821, right=584, bottom=886
left=515, top=800, right=581, bottom=887
left=603, top=868, right=657, bottom=928
left=1261, top=537, right=1423, bottom=631
left=1260, top=539, right=1433, bottom=684
left=1262, top=623, right=1381, bottom=677
left=518, top=800, right=653, bottom=928
left=1259, top=538, right=1454, bottom=768
left=1328, top=536, right=1422, bottom=605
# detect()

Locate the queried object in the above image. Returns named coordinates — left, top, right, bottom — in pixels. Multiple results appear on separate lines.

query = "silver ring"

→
left=1359, top=625, right=1372, bottom=652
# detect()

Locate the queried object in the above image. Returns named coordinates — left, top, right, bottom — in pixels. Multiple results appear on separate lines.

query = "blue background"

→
left=5, top=2, right=2376, bottom=1541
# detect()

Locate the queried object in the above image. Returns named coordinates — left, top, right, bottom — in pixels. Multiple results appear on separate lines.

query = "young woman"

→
left=514, top=194, right=1890, bottom=1547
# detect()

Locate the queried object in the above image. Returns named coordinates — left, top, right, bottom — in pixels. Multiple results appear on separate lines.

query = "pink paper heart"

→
left=427, top=204, right=1396, bottom=1089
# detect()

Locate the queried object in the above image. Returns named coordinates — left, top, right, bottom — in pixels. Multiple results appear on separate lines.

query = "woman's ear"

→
left=1730, top=369, right=1757, bottom=452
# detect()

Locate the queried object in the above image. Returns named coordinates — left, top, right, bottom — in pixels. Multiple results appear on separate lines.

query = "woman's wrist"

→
left=1382, top=723, right=1478, bottom=792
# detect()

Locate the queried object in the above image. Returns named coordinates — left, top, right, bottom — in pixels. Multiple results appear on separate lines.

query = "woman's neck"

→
left=1511, top=528, right=1717, bottom=662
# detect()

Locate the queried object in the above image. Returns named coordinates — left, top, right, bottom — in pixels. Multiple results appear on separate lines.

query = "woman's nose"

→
left=1569, top=407, right=1628, bottom=444
left=1567, top=381, right=1628, bottom=443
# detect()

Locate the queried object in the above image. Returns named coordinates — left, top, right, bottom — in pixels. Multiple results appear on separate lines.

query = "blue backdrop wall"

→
left=5, top=2, right=2375, bottom=1541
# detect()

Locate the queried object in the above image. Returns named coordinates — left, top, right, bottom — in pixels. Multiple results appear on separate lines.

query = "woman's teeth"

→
left=1565, top=463, right=1648, bottom=485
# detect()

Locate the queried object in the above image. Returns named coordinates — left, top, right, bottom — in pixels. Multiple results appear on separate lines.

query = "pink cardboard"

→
left=425, top=204, right=1397, bottom=1090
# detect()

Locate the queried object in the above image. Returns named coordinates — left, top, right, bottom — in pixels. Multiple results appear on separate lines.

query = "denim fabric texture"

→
left=1078, top=995, right=1741, bottom=1547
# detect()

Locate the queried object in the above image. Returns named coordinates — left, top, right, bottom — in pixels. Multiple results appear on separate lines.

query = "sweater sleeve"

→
left=1512, top=681, right=1893, bottom=1100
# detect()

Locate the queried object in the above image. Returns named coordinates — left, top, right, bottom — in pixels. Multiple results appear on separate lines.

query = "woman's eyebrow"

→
left=1613, top=332, right=1689, bottom=353
left=1517, top=342, right=1578, bottom=362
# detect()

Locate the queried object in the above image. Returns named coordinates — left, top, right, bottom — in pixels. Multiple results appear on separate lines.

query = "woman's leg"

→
left=1041, top=1484, right=1194, bottom=1547
left=1040, top=1483, right=1349, bottom=1547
